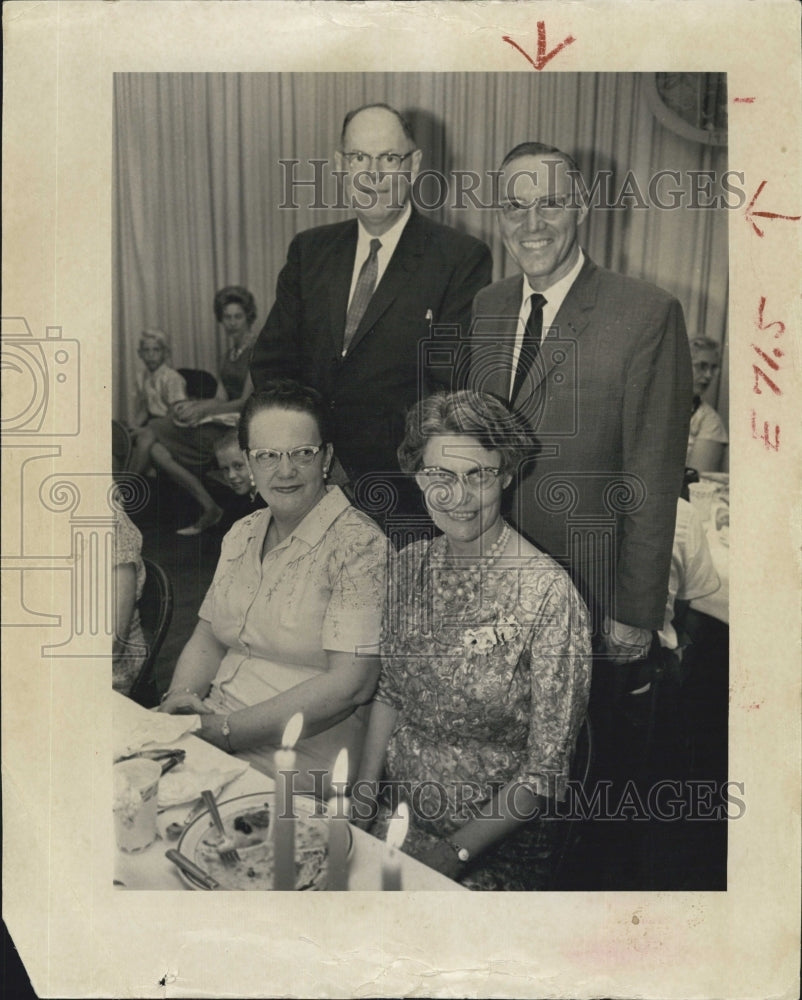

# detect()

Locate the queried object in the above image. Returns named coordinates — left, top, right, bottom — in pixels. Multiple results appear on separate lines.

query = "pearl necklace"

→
left=430, top=522, right=511, bottom=604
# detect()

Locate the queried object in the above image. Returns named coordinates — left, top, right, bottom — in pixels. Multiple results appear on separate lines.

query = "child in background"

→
left=130, top=329, right=187, bottom=474
left=209, top=428, right=266, bottom=528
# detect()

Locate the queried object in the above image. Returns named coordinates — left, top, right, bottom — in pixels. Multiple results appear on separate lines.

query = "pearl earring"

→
left=249, top=472, right=256, bottom=487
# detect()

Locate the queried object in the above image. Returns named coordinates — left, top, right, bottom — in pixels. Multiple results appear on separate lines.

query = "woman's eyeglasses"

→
left=341, top=150, right=417, bottom=172
left=248, top=445, right=324, bottom=470
left=417, top=466, right=504, bottom=491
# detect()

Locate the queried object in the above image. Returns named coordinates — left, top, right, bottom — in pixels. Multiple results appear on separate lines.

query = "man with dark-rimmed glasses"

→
left=251, top=102, right=492, bottom=527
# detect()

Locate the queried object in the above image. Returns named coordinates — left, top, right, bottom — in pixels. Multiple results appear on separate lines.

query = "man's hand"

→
left=601, top=617, right=652, bottom=664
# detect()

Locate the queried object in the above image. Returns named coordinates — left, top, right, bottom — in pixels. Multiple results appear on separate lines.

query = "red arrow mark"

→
left=745, top=180, right=802, bottom=237
left=503, top=23, right=576, bottom=71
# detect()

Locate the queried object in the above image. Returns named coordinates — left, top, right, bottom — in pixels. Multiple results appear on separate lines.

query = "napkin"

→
left=158, top=764, right=248, bottom=809
left=113, top=711, right=202, bottom=759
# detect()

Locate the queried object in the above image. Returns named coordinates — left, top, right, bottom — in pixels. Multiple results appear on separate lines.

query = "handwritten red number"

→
left=751, top=411, right=780, bottom=451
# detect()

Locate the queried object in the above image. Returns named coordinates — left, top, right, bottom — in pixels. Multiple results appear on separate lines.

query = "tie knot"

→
left=369, top=238, right=382, bottom=255
left=529, top=292, right=547, bottom=311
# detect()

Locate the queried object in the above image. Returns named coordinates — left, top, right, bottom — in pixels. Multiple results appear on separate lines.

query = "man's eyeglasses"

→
left=499, top=195, right=574, bottom=221
left=417, top=466, right=505, bottom=491
left=248, top=445, right=324, bottom=470
left=341, top=150, right=417, bottom=172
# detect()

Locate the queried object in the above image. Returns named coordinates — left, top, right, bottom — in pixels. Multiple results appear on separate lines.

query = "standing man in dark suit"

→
left=470, top=142, right=692, bottom=666
left=250, top=103, right=492, bottom=523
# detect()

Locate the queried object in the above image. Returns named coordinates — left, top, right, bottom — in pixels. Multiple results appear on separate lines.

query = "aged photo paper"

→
left=2, top=1, right=800, bottom=997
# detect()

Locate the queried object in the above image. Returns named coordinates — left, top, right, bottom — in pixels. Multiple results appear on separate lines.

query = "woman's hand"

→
left=158, top=690, right=213, bottom=715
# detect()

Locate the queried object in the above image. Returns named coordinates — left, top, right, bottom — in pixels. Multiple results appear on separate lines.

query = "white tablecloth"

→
left=689, top=474, right=730, bottom=625
left=113, top=693, right=464, bottom=891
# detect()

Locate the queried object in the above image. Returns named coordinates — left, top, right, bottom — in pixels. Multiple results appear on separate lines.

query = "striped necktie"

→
left=511, top=292, right=547, bottom=403
left=343, top=238, right=382, bottom=355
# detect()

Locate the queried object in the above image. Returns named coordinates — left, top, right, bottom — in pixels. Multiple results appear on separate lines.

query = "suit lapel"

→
left=344, top=212, right=426, bottom=355
left=328, top=221, right=358, bottom=354
left=471, top=277, right=522, bottom=401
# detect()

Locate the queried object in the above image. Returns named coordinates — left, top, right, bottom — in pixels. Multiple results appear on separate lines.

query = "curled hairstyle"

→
left=213, top=286, right=258, bottom=326
left=340, top=102, right=416, bottom=148
left=398, top=390, right=534, bottom=477
left=238, top=380, right=333, bottom=452
left=690, top=336, right=721, bottom=360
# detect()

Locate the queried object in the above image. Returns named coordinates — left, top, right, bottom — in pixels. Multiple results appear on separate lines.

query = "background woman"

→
left=687, top=336, right=728, bottom=473
left=142, top=286, right=258, bottom=535
left=355, top=390, right=591, bottom=889
left=159, top=381, right=387, bottom=795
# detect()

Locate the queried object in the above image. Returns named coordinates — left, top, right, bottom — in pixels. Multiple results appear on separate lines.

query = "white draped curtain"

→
left=113, top=72, right=729, bottom=427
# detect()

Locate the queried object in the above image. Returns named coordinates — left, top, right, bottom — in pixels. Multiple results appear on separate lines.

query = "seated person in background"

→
left=138, top=285, right=258, bottom=536
left=129, top=329, right=187, bottom=475
left=158, top=381, right=388, bottom=796
left=354, top=390, right=592, bottom=889
left=687, top=336, right=728, bottom=473
left=113, top=507, right=147, bottom=695
left=208, top=428, right=267, bottom=528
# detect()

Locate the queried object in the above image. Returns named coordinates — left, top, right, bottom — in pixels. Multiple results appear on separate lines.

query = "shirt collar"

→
left=355, top=201, right=412, bottom=258
left=521, top=248, right=585, bottom=314
left=267, top=485, right=351, bottom=550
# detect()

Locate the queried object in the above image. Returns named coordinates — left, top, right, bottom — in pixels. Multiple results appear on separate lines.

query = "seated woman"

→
left=687, top=336, right=728, bottom=473
left=140, top=286, right=259, bottom=535
left=159, top=380, right=387, bottom=796
left=112, top=507, right=147, bottom=695
left=355, top=390, right=592, bottom=890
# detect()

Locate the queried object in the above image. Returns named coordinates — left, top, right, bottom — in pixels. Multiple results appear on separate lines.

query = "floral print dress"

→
left=374, top=534, right=591, bottom=890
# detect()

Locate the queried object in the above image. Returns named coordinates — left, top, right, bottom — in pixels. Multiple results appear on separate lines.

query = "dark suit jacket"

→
left=251, top=211, right=492, bottom=515
left=470, top=255, right=692, bottom=631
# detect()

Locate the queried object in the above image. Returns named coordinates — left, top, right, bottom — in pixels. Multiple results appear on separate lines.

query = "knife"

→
left=165, top=849, right=221, bottom=890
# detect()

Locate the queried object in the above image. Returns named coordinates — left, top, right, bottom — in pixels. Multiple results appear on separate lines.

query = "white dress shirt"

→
left=508, top=249, right=586, bottom=401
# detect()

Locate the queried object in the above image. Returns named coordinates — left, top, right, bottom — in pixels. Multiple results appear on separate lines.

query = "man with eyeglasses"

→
left=250, top=102, right=492, bottom=525
left=469, top=141, right=692, bottom=677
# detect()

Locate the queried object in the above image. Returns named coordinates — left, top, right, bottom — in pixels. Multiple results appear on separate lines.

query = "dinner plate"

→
left=175, top=791, right=352, bottom=891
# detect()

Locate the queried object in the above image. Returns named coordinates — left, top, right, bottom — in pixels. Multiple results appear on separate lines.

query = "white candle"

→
left=273, top=712, right=303, bottom=891
left=382, top=801, right=409, bottom=891
left=326, top=747, right=349, bottom=891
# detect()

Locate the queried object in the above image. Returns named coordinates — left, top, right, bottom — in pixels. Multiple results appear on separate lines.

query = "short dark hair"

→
left=500, top=141, right=582, bottom=178
left=690, top=336, right=721, bottom=359
left=340, top=102, right=416, bottom=148
left=499, top=143, right=587, bottom=207
left=213, top=286, right=258, bottom=326
left=398, top=390, right=534, bottom=477
left=238, top=380, right=333, bottom=452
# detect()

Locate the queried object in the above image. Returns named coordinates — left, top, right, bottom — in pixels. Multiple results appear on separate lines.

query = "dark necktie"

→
left=343, top=238, right=382, bottom=354
left=511, top=292, right=547, bottom=404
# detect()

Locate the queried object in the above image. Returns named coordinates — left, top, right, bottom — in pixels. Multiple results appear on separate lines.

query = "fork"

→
left=201, top=789, right=240, bottom=865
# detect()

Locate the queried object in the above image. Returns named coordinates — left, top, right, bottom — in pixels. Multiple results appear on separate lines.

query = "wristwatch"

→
left=445, top=840, right=471, bottom=864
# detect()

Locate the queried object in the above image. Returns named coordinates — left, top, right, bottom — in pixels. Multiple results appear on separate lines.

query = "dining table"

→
left=688, top=472, right=730, bottom=625
left=113, top=692, right=465, bottom=891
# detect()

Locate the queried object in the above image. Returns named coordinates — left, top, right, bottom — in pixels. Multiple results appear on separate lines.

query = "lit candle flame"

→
left=281, top=712, right=303, bottom=750
left=386, top=801, right=409, bottom=851
left=331, top=747, right=349, bottom=790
